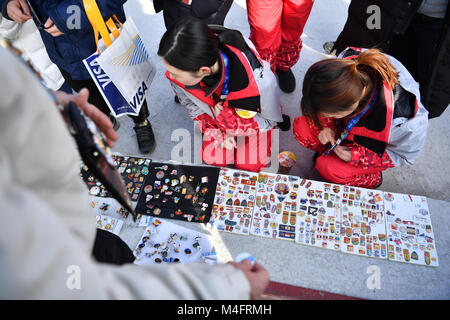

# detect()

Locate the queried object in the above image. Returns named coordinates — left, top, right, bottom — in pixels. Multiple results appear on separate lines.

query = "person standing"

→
left=246, top=0, right=314, bottom=93
left=153, top=0, right=233, bottom=30
left=1, top=0, right=156, bottom=153
left=325, top=0, right=450, bottom=119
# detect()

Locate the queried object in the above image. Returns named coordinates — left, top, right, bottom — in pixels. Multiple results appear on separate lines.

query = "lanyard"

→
left=324, top=83, right=380, bottom=156
left=219, top=50, right=230, bottom=100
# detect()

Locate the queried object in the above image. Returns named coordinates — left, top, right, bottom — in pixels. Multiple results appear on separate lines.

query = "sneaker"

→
left=323, top=41, right=337, bottom=55
left=133, top=119, right=156, bottom=154
left=275, top=68, right=296, bottom=93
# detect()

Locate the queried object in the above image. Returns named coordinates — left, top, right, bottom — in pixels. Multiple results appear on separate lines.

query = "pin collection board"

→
left=209, top=170, right=439, bottom=267
left=81, top=156, right=439, bottom=267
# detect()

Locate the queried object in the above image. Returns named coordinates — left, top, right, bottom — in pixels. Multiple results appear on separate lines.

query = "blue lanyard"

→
left=219, top=50, right=230, bottom=100
left=325, top=83, right=380, bottom=156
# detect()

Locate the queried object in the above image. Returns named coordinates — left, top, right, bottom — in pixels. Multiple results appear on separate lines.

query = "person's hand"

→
left=218, top=136, right=236, bottom=150
left=318, top=127, right=336, bottom=145
left=229, top=260, right=270, bottom=300
left=53, top=88, right=118, bottom=147
left=6, top=0, right=31, bottom=24
left=214, top=101, right=224, bottom=116
left=44, top=17, right=64, bottom=37
left=334, top=145, right=352, bottom=162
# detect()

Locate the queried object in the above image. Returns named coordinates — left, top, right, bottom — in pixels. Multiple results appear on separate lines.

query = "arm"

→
left=44, top=0, right=127, bottom=35
left=0, top=183, right=251, bottom=299
left=346, top=142, right=395, bottom=170
left=0, top=47, right=253, bottom=300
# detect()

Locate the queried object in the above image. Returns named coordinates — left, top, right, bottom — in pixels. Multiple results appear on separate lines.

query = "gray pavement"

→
left=110, top=0, right=450, bottom=299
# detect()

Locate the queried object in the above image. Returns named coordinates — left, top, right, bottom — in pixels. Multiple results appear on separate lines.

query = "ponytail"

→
left=356, top=49, right=399, bottom=89
left=301, top=48, right=399, bottom=129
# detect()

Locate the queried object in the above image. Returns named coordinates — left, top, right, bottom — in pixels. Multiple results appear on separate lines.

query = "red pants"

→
left=202, top=130, right=272, bottom=172
left=247, top=0, right=314, bottom=71
left=293, top=116, right=392, bottom=189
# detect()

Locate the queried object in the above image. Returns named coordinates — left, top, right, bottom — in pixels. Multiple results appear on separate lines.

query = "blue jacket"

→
left=2, top=0, right=127, bottom=80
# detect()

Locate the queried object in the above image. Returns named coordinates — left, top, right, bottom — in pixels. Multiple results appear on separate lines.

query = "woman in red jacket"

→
left=158, top=17, right=286, bottom=172
left=293, top=48, right=428, bottom=189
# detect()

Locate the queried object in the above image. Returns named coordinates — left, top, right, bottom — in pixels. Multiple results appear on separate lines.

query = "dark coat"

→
left=2, top=0, right=127, bottom=80
left=153, top=0, right=233, bottom=29
left=333, top=0, right=450, bottom=118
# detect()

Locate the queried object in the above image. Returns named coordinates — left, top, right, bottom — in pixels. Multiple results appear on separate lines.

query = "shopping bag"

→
left=82, top=0, right=155, bottom=117
left=97, top=17, right=155, bottom=114
left=83, top=51, right=139, bottom=117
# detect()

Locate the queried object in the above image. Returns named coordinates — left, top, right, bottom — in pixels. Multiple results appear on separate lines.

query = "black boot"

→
left=276, top=68, right=296, bottom=93
left=133, top=119, right=156, bottom=154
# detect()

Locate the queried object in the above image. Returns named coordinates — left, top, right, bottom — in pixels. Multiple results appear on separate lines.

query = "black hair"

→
left=158, top=16, right=219, bottom=72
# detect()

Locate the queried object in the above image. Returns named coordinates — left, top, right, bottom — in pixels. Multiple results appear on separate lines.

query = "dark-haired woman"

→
left=158, top=18, right=284, bottom=172
left=293, top=48, right=429, bottom=189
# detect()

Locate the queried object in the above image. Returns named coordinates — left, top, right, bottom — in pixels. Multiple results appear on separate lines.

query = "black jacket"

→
left=333, top=0, right=450, bottom=118
left=153, top=0, right=233, bottom=29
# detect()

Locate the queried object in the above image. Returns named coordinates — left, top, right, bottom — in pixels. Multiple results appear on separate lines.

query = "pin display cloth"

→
left=81, top=155, right=439, bottom=267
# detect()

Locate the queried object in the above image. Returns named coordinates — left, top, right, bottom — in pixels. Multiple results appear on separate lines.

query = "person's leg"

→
left=234, top=130, right=272, bottom=172
left=129, top=100, right=156, bottom=154
left=276, top=0, right=314, bottom=70
left=58, top=67, right=112, bottom=116
left=274, top=0, right=314, bottom=92
left=315, top=153, right=385, bottom=189
left=59, top=67, right=155, bottom=153
left=246, top=0, right=283, bottom=68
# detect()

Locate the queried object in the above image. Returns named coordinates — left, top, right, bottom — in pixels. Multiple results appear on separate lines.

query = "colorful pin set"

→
left=89, top=196, right=126, bottom=235
left=82, top=158, right=439, bottom=267
left=251, top=173, right=300, bottom=240
left=81, top=155, right=152, bottom=204
left=133, top=217, right=216, bottom=265
left=384, top=192, right=438, bottom=267
left=209, top=169, right=439, bottom=267
left=209, top=168, right=258, bottom=235
left=134, top=162, right=220, bottom=223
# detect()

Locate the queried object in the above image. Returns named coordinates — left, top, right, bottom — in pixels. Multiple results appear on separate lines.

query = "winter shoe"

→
left=133, top=119, right=156, bottom=154
left=276, top=68, right=296, bottom=93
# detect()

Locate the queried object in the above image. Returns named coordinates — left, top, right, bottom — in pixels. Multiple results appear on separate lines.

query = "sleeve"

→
left=346, top=142, right=395, bottom=170
left=0, top=182, right=251, bottom=299
left=1, top=0, right=13, bottom=20
left=0, top=46, right=251, bottom=300
left=171, top=82, right=226, bottom=146
left=44, top=0, right=127, bottom=35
